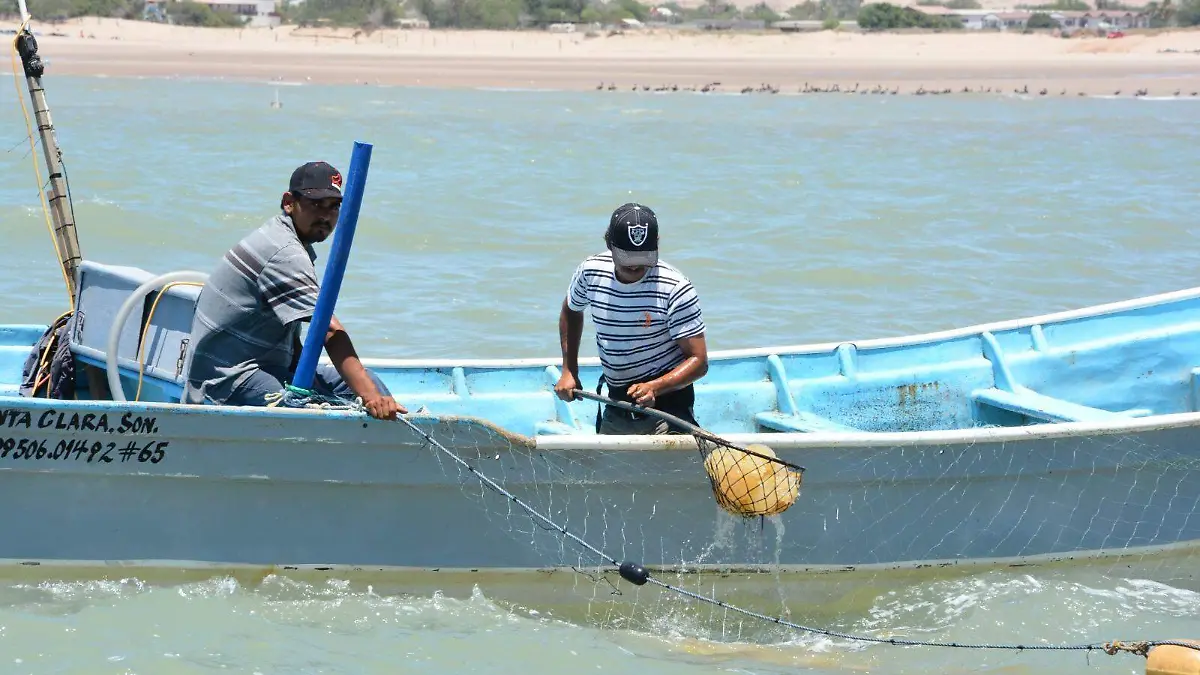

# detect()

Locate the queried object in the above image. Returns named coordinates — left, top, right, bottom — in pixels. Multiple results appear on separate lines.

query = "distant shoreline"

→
left=8, top=17, right=1200, bottom=94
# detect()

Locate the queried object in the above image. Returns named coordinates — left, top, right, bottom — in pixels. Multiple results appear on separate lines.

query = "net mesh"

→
left=398, top=414, right=1200, bottom=645
left=700, top=440, right=802, bottom=518
left=260, top=388, right=1200, bottom=651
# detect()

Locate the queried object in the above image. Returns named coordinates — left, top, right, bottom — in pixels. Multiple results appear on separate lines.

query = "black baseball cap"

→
left=606, top=202, right=659, bottom=268
left=289, top=161, right=344, bottom=200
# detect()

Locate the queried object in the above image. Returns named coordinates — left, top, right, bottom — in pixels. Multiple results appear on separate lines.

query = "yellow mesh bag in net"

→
left=702, top=443, right=802, bottom=517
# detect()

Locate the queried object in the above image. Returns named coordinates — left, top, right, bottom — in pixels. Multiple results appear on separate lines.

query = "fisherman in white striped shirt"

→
left=554, top=203, right=709, bottom=434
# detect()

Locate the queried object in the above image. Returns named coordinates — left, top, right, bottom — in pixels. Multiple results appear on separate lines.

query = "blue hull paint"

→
left=2, top=266, right=1200, bottom=570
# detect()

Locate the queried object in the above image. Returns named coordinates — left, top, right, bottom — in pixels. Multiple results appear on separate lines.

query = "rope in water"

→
left=376, top=405, right=1199, bottom=659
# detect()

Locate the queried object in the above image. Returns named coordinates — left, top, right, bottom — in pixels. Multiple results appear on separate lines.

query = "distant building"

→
left=212, top=0, right=280, bottom=26
left=1056, top=9, right=1150, bottom=29
left=142, top=1, right=167, bottom=21
left=911, top=5, right=1149, bottom=30
left=151, top=0, right=281, bottom=27
left=992, top=10, right=1033, bottom=29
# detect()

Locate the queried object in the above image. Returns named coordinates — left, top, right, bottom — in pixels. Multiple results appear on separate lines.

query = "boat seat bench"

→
left=972, top=387, right=1130, bottom=423
left=754, top=411, right=860, bottom=433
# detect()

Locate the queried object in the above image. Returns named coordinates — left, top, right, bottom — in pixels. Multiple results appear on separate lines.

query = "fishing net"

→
left=235, top=379, right=1200, bottom=658
left=17, top=311, right=75, bottom=400
left=391, top=409, right=1200, bottom=634
left=577, top=392, right=807, bottom=519
left=699, top=440, right=802, bottom=518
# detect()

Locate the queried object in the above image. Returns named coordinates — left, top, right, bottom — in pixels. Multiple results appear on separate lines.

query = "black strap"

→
left=594, top=374, right=606, bottom=433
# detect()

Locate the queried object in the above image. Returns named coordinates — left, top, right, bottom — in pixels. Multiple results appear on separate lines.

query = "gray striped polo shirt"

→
left=183, top=214, right=321, bottom=405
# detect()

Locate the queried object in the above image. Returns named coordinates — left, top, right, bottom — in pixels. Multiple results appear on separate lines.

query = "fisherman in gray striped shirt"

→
left=183, top=161, right=405, bottom=421
left=554, top=203, right=709, bottom=435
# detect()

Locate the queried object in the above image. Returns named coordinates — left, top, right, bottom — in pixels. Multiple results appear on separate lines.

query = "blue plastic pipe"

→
left=291, top=140, right=373, bottom=391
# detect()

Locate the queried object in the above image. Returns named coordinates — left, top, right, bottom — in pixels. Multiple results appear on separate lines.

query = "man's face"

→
left=284, top=192, right=341, bottom=244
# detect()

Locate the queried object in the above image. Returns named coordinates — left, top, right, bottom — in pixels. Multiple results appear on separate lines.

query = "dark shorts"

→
left=597, top=380, right=698, bottom=436
left=222, top=364, right=391, bottom=407
left=598, top=406, right=675, bottom=435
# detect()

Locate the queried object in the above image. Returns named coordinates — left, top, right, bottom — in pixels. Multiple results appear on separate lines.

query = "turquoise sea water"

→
left=4, top=78, right=1200, bottom=357
left=0, top=76, right=1199, bottom=674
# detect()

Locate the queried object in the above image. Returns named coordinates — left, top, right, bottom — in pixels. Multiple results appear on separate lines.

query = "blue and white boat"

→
left=3, top=11, right=1197, bottom=581
left=1, top=258, right=1199, bottom=576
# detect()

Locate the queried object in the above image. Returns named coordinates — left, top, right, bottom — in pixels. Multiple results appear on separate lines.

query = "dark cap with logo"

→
left=289, top=161, right=345, bottom=201
left=606, top=202, right=659, bottom=268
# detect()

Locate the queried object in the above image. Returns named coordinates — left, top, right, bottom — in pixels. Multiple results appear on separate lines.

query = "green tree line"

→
left=855, top=2, right=961, bottom=29
left=281, top=0, right=401, bottom=27
left=26, top=0, right=245, bottom=24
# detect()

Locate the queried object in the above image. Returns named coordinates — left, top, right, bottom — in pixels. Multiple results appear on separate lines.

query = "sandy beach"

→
left=8, top=17, right=1200, bottom=95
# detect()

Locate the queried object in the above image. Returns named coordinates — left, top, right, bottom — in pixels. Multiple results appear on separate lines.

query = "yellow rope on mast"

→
left=10, top=19, right=75, bottom=313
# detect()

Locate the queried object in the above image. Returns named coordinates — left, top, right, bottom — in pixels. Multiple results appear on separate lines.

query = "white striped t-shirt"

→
left=567, top=252, right=705, bottom=387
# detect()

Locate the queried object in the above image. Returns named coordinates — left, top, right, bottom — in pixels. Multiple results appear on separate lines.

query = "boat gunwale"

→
left=0, top=394, right=539, bottom=448
left=0, top=386, right=1197, bottom=451
left=536, top=410, right=1200, bottom=450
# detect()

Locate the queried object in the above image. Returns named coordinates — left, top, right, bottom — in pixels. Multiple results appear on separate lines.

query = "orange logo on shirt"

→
left=643, top=312, right=653, bottom=327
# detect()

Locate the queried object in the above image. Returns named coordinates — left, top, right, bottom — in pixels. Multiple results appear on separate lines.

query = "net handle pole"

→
left=570, top=389, right=805, bottom=472
left=18, top=0, right=30, bottom=22
left=292, top=140, right=372, bottom=391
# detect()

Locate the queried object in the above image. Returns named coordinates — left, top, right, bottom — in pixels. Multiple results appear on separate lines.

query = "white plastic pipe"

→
left=106, top=271, right=208, bottom=402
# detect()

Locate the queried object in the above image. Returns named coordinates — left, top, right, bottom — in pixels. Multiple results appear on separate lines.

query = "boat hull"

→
left=4, top=396, right=1198, bottom=570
